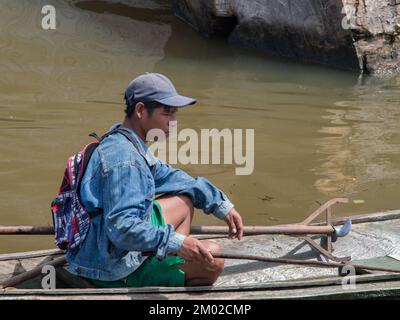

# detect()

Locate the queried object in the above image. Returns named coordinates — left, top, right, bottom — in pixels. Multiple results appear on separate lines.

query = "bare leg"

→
left=157, top=194, right=194, bottom=235
left=177, top=240, right=225, bottom=286
left=157, top=195, right=225, bottom=286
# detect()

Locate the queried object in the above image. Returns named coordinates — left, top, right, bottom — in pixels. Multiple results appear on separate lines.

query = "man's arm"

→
left=154, top=160, right=233, bottom=218
left=101, top=162, right=185, bottom=260
left=153, top=160, right=243, bottom=239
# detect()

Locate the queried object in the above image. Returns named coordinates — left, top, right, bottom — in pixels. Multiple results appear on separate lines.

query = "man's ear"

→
left=135, top=102, right=145, bottom=119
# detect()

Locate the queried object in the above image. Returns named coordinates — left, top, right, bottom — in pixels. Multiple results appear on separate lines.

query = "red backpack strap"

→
left=75, top=141, right=100, bottom=200
left=59, top=166, right=71, bottom=193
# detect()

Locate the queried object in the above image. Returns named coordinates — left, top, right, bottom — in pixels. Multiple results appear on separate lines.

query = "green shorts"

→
left=91, top=200, right=186, bottom=288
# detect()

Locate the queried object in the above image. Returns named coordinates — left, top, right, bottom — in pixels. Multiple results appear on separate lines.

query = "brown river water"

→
left=1, top=0, right=400, bottom=253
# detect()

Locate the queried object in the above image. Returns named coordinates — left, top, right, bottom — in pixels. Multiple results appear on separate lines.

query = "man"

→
left=67, top=73, right=244, bottom=287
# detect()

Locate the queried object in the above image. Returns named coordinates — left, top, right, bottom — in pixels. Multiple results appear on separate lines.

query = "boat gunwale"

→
left=0, top=249, right=65, bottom=262
left=2, top=282, right=400, bottom=300
left=1, top=272, right=400, bottom=296
left=314, top=209, right=400, bottom=226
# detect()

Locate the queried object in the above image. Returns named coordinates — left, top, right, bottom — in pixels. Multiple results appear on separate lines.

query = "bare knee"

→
left=182, top=241, right=225, bottom=286
left=202, top=240, right=222, bottom=255
left=178, top=195, right=194, bottom=217
left=203, top=241, right=225, bottom=275
left=158, top=194, right=194, bottom=234
left=211, top=257, right=224, bottom=275
left=202, top=257, right=225, bottom=285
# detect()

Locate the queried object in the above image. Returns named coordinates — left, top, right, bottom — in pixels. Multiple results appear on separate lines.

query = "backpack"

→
left=50, top=128, right=138, bottom=255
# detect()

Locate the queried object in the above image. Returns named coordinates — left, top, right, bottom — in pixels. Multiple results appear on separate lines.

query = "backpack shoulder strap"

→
left=114, top=128, right=140, bottom=150
left=75, top=141, right=100, bottom=200
left=89, top=132, right=101, bottom=141
left=98, top=128, right=140, bottom=151
left=82, top=142, right=100, bottom=173
left=95, top=127, right=154, bottom=166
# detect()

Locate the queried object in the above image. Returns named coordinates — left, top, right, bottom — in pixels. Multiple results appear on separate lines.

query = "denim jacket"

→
left=66, top=123, right=234, bottom=281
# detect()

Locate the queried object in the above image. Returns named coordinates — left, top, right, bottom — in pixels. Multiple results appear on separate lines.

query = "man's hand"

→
left=177, top=236, right=214, bottom=264
left=224, top=208, right=244, bottom=240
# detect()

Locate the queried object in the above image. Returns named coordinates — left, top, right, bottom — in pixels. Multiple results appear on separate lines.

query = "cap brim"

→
left=155, top=94, right=197, bottom=108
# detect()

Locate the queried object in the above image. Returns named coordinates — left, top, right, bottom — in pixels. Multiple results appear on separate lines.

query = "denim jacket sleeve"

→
left=101, top=160, right=185, bottom=260
left=154, top=160, right=234, bottom=219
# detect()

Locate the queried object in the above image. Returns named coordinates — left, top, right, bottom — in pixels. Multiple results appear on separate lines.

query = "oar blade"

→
left=335, top=218, right=352, bottom=238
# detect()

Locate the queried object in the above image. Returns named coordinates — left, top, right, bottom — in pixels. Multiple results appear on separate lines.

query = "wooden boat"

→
left=1, top=210, right=400, bottom=300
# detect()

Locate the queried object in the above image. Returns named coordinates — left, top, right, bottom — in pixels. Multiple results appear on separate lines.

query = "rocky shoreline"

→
left=172, top=0, right=400, bottom=74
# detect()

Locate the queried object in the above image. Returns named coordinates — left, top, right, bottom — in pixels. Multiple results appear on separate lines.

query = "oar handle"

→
left=190, top=225, right=334, bottom=235
left=127, top=252, right=400, bottom=275
left=0, top=226, right=54, bottom=235
left=0, top=225, right=334, bottom=235
left=212, top=252, right=400, bottom=274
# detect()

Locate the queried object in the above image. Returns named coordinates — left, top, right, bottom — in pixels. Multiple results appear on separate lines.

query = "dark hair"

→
left=124, top=97, right=162, bottom=118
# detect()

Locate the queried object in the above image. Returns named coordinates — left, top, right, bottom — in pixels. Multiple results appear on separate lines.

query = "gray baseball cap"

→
left=124, top=73, right=197, bottom=108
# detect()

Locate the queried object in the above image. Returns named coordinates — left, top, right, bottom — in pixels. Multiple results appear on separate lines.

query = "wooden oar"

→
left=1, top=208, right=399, bottom=235
left=0, top=199, right=353, bottom=263
left=191, top=225, right=334, bottom=235
left=212, top=252, right=400, bottom=274
left=0, top=226, right=54, bottom=235
left=0, top=198, right=346, bottom=239
left=0, top=222, right=351, bottom=263
left=0, top=225, right=335, bottom=235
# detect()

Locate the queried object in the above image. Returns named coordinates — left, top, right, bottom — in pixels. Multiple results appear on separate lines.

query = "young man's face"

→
left=143, top=105, right=178, bottom=138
